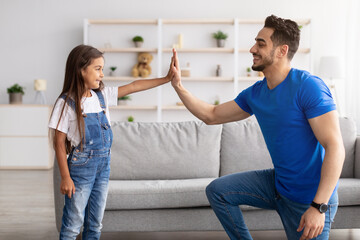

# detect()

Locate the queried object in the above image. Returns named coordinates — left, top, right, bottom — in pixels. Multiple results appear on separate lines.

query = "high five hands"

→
left=166, top=48, right=181, bottom=88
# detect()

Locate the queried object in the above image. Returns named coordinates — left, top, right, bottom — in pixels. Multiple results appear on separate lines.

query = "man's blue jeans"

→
left=206, top=169, right=338, bottom=240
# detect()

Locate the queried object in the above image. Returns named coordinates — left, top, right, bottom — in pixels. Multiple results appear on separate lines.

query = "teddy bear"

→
left=131, top=52, right=153, bottom=78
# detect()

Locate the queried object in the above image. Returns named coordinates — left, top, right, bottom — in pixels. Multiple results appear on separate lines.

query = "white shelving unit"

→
left=84, top=18, right=311, bottom=122
left=0, top=105, right=54, bottom=169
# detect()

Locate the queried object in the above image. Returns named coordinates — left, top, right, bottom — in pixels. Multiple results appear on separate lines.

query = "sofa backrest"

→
left=339, top=117, right=357, bottom=178
left=220, top=116, right=357, bottom=178
left=220, top=117, right=273, bottom=176
left=110, top=121, right=222, bottom=180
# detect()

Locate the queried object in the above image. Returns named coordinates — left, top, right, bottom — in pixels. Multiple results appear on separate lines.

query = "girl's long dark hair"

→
left=53, top=44, right=104, bottom=153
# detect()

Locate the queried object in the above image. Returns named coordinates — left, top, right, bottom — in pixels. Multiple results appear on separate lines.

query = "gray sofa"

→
left=53, top=116, right=360, bottom=233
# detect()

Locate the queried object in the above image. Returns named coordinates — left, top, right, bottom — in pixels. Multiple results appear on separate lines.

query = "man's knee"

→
left=206, top=178, right=222, bottom=200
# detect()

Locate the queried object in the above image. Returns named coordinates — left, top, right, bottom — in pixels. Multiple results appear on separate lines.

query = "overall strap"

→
left=60, top=95, right=76, bottom=112
left=95, top=91, right=106, bottom=111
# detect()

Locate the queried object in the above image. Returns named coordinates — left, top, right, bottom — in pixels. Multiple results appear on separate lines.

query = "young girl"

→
left=49, top=44, right=175, bottom=240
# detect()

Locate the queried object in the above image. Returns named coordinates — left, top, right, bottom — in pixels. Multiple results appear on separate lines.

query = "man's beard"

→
left=252, top=63, right=266, bottom=71
left=251, top=48, right=275, bottom=72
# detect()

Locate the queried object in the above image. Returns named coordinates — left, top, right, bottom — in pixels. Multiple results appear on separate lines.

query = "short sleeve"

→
left=298, top=76, right=336, bottom=119
left=48, top=98, right=72, bottom=134
left=234, top=87, right=254, bottom=115
left=102, top=86, right=118, bottom=107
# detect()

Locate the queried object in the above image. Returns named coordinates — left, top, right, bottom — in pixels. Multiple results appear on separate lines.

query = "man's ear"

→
left=277, top=45, right=289, bottom=58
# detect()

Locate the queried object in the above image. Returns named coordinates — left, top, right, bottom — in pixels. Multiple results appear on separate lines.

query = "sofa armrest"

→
left=355, top=136, right=360, bottom=178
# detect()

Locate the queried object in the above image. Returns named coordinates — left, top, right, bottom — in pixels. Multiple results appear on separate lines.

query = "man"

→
left=169, top=15, right=345, bottom=240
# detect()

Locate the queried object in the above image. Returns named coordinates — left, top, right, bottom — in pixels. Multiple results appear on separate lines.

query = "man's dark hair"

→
left=264, top=15, right=300, bottom=60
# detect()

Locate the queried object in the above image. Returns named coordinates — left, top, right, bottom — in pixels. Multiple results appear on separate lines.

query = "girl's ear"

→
left=81, top=67, right=86, bottom=78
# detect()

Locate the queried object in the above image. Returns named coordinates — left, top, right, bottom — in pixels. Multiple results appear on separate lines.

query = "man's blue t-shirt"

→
left=234, top=68, right=336, bottom=204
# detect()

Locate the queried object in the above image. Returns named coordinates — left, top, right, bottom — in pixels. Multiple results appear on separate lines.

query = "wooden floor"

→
left=0, top=170, right=359, bottom=240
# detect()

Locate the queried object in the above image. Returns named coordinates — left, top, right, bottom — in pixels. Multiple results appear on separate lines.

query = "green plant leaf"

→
left=7, top=83, right=25, bottom=94
left=132, top=36, right=144, bottom=42
left=213, top=31, right=228, bottom=40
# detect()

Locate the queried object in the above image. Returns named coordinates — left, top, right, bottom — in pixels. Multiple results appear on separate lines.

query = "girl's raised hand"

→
left=170, top=48, right=182, bottom=88
left=165, top=52, right=176, bottom=82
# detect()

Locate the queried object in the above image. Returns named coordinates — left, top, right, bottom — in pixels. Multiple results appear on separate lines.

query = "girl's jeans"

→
left=206, top=169, right=338, bottom=240
left=60, top=149, right=111, bottom=240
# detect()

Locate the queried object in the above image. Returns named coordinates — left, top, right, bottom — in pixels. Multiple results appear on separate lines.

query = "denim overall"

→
left=59, top=91, right=113, bottom=240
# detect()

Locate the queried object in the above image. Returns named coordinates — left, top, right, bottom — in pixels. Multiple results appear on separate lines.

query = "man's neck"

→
left=263, top=64, right=292, bottom=90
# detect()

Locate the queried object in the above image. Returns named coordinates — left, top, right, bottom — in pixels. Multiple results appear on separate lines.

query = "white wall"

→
left=0, top=0, right=352, bottom=115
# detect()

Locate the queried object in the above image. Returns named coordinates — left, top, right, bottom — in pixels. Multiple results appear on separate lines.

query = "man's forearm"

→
left=313, top=144, right=345, bottom=204
left=174, top=83, right=215, bottom=124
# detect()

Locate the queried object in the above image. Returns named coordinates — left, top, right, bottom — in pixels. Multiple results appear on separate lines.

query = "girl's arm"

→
left=54, top=130, right=75, bottom=198
left=117, top=58, right=175, bottom=98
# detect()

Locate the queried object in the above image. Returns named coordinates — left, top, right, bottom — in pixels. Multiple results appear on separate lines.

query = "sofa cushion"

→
left=106, top=178, right=214, bottom=210
left=338, top=178, right=360, bottom=206
left=339, top=117, right=357, bottom=178
left=220, top=117, right=273, bottom=176
left=355, top=136, right=360, bottom=178
left=220, top=117, right=357, bottom=178
left=110, top=121, right=222, bottom=180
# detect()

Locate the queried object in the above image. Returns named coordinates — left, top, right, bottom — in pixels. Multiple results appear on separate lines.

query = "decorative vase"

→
left=134, top=41, right=143, bottom=48
left=9, top=93, right=23, bottom=104
left=216, top=39, right=225, bottom=48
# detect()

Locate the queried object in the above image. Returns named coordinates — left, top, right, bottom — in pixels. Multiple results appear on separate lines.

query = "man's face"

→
left=249, top=27, right=276, bottom=71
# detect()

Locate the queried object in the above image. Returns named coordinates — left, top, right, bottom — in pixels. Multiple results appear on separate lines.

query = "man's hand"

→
left=170, top=48, right=182, bottom=88
left=60, top=176, right=76, bottom=199
left=297, top=206, right=325, bottom=239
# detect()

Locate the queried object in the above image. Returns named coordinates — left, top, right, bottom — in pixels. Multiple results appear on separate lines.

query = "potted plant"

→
left=132, top=36, right=144, bottom=48
left=109, top=66, right=117, bottom=76
left=118, top=95, right=131, bottom=105
left=214, top=95, right=220, bottom=105
left=246, top=67, right=252, bottom=77
left=213, top=30, right=228, bottom=48
left=127, top=115, right=134, bottom=122
left=7, top=83, right=25, bottom=104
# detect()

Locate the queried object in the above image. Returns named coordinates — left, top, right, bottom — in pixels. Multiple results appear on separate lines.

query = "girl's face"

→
left=81, top=57, right=104, bottom=91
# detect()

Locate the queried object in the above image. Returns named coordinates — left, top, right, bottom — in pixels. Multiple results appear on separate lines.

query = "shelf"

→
left=88, top=19, right=158, bottom=25
left=162, top=105, right=187, bottom=110
left=163, top=48, right=234, bottom=53
left=85, top=18, right=312, bottom=122
left=98, top=48, right=158, bottom=53
left=238, top=48, right=310, bottom=53
left=0, top=104, right=52, bottom=108
left=297, top=48, right=311, bottom=53
left=237, top=19, right=311, bottom=25
left=182, top=77, right=233, bottom=82
left=103, top=76, right=233, bottom=82
left=238, top=76, right=264, bottom=81
left=110, top=105, right=157, bottom=110
left=110, top=105, right=189, bottom=110
left=98, top=47, right=308, bottom=54
left=103, top=76, right=156, bottom=81
left=87, top=18, right=310, bottom=26
left=162, top=19, right=234, bottom=24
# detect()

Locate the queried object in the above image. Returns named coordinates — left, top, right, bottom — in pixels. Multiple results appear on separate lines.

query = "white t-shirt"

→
left=48, top=87, right=118, bottom=147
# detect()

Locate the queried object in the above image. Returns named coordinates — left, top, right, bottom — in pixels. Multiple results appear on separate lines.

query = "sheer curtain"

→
left=345, top=0, right=360, bottom=133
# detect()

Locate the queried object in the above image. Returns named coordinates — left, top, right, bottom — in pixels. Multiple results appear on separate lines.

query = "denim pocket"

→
left=69, top=152, right=90, bottom=167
